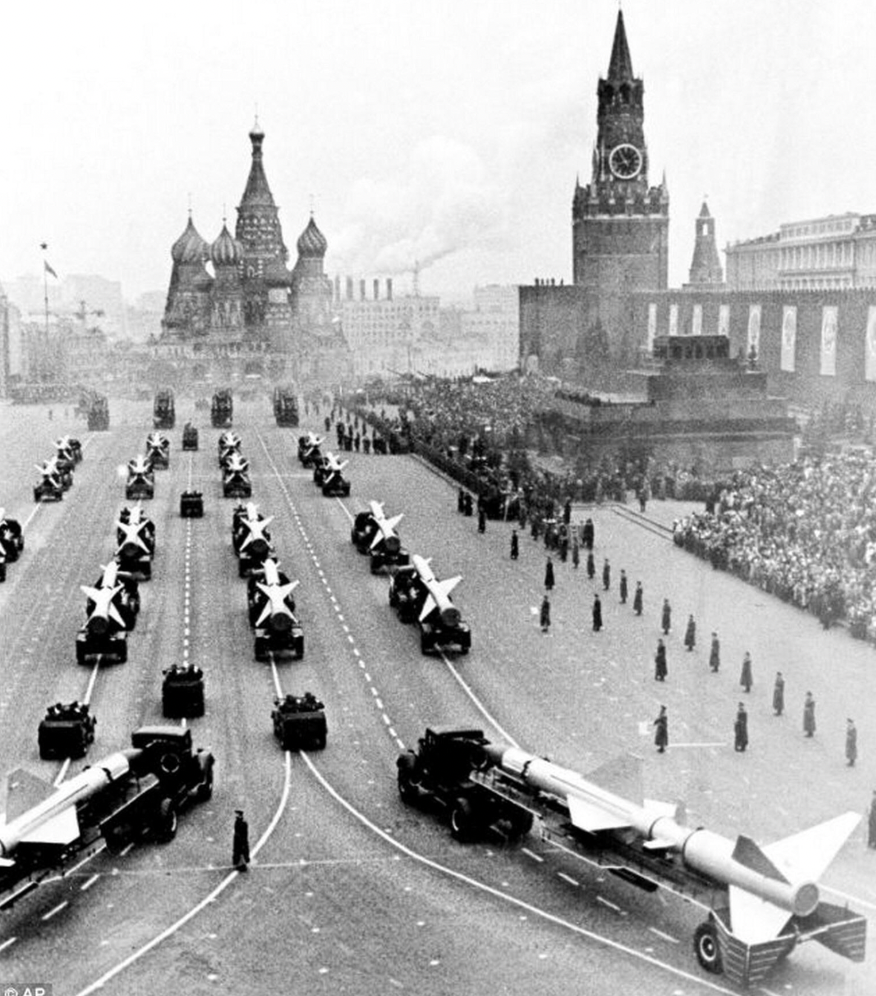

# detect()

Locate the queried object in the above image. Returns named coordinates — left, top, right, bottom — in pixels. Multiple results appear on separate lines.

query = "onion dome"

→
left=171, top=213, right=209, bottom=264
left=297, top=215, right=328, bottom=258
left=210, top=222, right=243, bottom=267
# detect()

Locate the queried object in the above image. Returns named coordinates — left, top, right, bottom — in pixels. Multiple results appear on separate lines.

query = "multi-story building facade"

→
left=726, top=213, right=876, bottom=292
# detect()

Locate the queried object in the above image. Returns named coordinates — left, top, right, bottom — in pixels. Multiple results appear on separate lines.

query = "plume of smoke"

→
left=330, top=135, right=510, bottom=277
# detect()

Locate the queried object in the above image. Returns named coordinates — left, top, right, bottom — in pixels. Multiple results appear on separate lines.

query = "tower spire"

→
left=607, top=9, right=634, bottom=79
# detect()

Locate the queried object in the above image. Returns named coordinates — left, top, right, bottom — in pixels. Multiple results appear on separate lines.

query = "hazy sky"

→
left=3, top=0, right=875, bottom=304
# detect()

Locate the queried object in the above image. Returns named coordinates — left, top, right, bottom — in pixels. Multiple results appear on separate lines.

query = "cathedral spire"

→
left=607, top=10, right=634, bottom=80
left=240, top=119, right=275, bottom=208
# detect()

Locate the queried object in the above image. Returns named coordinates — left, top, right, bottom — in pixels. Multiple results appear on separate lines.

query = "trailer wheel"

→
left=450, top=796, right=479, bottom=842
left=196, top=765, right=214, bottom=802
left=505, top=808, right=534, bottom=839
left=155, top=799, right=178, bottom=842
left=693, top=921, right=723, bottom=974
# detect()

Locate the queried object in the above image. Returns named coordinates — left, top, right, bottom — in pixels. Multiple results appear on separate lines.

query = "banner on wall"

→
left=647, top=303, right=657, bottom=351
left=691, top=304, right=702, bottom=337
left=780, top=306, right=797, bottom=372
left=747, top=305, right=761, bottom=358
left=718, top=304, right=730, bottom=337
left=866, top=306, right=876, bottom=382
left=669, top=303, right=678, bottom=337
left=820, top=306, right=838, bottom=376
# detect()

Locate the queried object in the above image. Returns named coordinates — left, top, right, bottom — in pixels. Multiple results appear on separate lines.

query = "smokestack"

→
left=346, top=277, right=353, bottom=301
left=359, top=279, right=366, bottom=301
left=373, top=279, right=379, bottom=301
left=387, top=278, right=393, bottom=301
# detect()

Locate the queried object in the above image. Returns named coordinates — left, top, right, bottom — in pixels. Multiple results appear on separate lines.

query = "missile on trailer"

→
left=369, top=500, right=403, bottom=554
left=254, top=559, right=299, bottom=632
left=482, top=743, right=860, bottom=942
left=411, top=554, right=462, bottom=627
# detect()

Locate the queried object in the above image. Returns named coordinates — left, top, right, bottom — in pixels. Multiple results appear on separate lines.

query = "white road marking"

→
left=557, top=872, right=579, bottom=886
left=42, top=900, right=68, bottom=920
left=521, top=848, right=544, bottom=863
left=81, top=874, right=100, bottom=891
left=648, top=926, right=680, bottom=944
left=596, top=895, right=625, bottom=914
left=0, top=937, right=17, bottom=951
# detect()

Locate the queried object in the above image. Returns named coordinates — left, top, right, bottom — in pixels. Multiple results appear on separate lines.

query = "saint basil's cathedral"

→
left=154, top=119, right=348, bottom=386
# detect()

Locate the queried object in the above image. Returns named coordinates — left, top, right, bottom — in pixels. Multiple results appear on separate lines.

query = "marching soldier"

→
left=633, top=581, right=643, bottom=616
left=803, top=691, right=816, bottom=737
left=233, top=810, right=250, bottom=872
left=661, top=598, right=672, bottom=635
left=773, top=671, right=785, bottom=715
left=846, top=719, right=858, bottom=767
left=709, top=632, right=720, bottom=672
left=654, top=705, right=668, bottom=753
left=740, top=651, right=753, bottom=693
left=654, top=639, right=667, bottom=681
left=684, top=614, right=696, bottom=651
left=592, top=594, right=603, bottom=632
left=540, top=595, right=551, bottom=634
left=734, top=703, right=749, bottom=752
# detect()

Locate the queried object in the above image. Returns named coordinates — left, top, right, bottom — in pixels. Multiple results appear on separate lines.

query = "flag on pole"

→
left=44, top=260, right=58, bottom=278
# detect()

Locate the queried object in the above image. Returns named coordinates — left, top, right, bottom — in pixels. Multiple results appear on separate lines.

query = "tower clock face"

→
left=609, top=143, right=643, bottom=179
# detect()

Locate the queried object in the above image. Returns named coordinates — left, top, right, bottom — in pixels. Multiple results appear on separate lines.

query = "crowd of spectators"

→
left=673, top=451, right=876, bottom=639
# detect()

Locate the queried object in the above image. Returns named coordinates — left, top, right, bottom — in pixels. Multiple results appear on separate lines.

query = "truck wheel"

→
left=155, top=799, right=178, bottom=842
left=693, top=921, right=723, bottom=974
left=506, top=808, right=534, bottom=838
left=397, top=760, right=421, bottom=805
left=450, top=796, right=479, bottom=841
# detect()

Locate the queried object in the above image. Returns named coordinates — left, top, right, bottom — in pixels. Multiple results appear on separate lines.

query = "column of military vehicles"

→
left=33, top=434, right=81, bottom=502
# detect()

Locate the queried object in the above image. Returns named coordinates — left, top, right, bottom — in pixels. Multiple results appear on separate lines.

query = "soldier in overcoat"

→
left=544, top=556, right=555, bottom=591
left=661, top=599, right=671, bottom=635
left=684, top=615, right=696, bottom=651
left=633, top=581, right=643, bottom=616
left=709, top=632, right=720, bottom=672
left=592, top=594, right=603, bottom=632
left=773, top=672, right=785, bottom=715
left=654, top=639, right=667, bottom=681
left=654, top=706, right=668, bottom=753
left=734, top=703, right=749, bottom=752
left=619, top=570, right=628, bottom=604
left=803, top=691, right=816, bottom=737
left=740, top=651, right=753, bottom=693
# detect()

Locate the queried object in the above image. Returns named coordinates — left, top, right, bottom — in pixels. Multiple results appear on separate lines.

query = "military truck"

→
left=179, top=490, right=204, bottom=517
left=153, top=389, right=175, bottom=429
left=38, top=702, right=97, bottom=760
left=271, top=694, right=326, bottom=750
left=162, top=665, right=205, bottom=718
left=181, top=423, right=199, bottom=450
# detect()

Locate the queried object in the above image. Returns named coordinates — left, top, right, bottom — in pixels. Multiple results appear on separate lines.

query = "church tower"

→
left=572, top=10, right=669, bottom=292
left=235, top=119, right=292, bottom=339
left=161, top=212, right=213, bottom=338
left=686, top=201, right=724, bottom=287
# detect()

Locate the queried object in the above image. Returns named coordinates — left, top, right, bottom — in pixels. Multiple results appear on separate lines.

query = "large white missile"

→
left=0, top=752, right=132, bottom=862
left=81, top=584, right=126, bottom=634
left=411, top=554, right=462, bottom=627
left=369, top=501, right=403, bottom=554
left=238, top=516, right=273, bottom=558
left=255, top=560, right=300, bottom=631
left=483, top=744, right=860, bottom=943
left=127, top=455, right=152, bottom=477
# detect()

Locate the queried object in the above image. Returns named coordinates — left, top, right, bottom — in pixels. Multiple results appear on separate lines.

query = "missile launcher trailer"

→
left=125, top=473, right=154, bottom=501
left=180, top=490, right=204, bottom=517
left=271, top=693, right=326, bottom=750
left=182, top=423, right=199, bottom=450
left=162, top=665, right=205, bottom=718
left=321, top=471, right=351, bottom=497
left=273, top=386, right=299, bottom=427
left=388, top=566, right=424, bottom=623
left=76, top=624, right=128, bottom=664
left=38, top=702, right=97, bottom=760
left=0, top=516, right=24, bottom=564
left=211, top=388, right=233, bottom=428
left=398, top=727, right=867, bottom=989
left=254, top=615, right=304, bottom=662
left=389, top=560, right=471, bottom=655
left=34, top=477, right=64, bottom=503
left=0, top=725, right=214, bottom=909
left=223, top=472, right=252, bottom=499
left=297, top=435, right=322, bottom=467
left=146, top=434, right=170, bottom=469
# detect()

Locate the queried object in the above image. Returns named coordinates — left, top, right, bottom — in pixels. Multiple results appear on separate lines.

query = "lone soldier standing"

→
left=602, top=559, right=611, bottom=592
left=846, top=719, right=858, bottom=767
left=654, top=705, right=668, bottom=753
left=803, top=691, right=816, bottom=737
left=734, top=703, right=749, bottom=752
left=661, top=598, right=672, bottom=635
left=684, top=614, right=696, bottom=651
left=478, top=506, right=486, bottom=534
left=654, top=638, right=667, bottom=681
left=540, top=595, right=551, bottom=634
left=619, top=570, right=628, bottom=604
left=233, top=810, right=250, bottom=872
left=510, top=529, right=519, bottom=560
left=586, top=551, right=595, bottom=580
left=544, top=556, right=555, bottom=591
left=583, top=517, right=594, bottom=550
left=592, top=594, right=603, bottom=632
left=709, top=632, right=720, bottom=672
left=773, top=671, right=785, bottom=715
left=869, top=791, right=876, bottom=848
left=633, top=581, right=643, bottom=616
left=740, top=651, right=753, bottom=693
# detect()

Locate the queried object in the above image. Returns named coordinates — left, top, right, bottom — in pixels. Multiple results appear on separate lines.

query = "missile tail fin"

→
left=5, top=769, right=54, bottom=823
left=732, top=834, right=789, bottom=884
left=438, top=576, right=462, bottom=598
left=419, top=595, right=437, bottom=622
left=763, top=811, right=861, bottom=884
left=567, top=793, right=631, bottom=832
left=728, top=884, right=792, bottom=944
